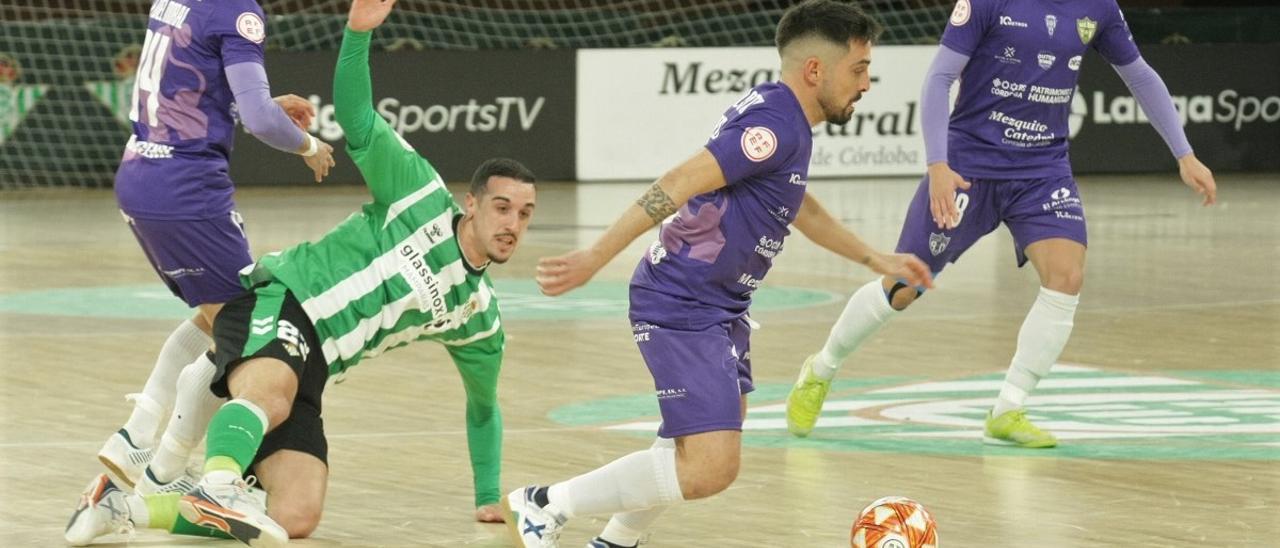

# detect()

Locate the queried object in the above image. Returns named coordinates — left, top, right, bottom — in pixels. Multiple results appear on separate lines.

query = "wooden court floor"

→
left=1, top=173, right=1277, bottom=546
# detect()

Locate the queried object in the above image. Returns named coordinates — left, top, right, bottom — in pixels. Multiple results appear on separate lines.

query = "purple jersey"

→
left=630, top=82, right=811, bottom=325
left=943, top=0, right=1139, bottom=179
left=114, top=0, right=268, bottom=220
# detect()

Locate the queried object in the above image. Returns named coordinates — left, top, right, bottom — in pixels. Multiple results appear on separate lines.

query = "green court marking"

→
left=548, top=367, right=1280, bottom=461
left=0, top=280, right=839, bottom=320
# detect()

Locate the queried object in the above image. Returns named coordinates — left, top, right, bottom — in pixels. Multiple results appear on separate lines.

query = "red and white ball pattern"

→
left=850, top=496, right=938, bottom=548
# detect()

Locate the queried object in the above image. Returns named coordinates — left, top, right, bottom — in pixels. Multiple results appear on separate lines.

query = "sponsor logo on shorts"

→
left=928, top=232, right=951, bottom=256
left=656, top=388, right=688, bottom=400
left=276, top=320, right=310, bottom=360
left=1042, top=187, right=1083, bottom=212
left=251, top=316, right=275, bottom=336
left=161, top=266, right=205, bottom=279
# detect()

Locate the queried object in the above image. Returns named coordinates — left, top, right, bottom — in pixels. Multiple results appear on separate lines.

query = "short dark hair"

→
left=470, top=157, right=536, bottom=195
left=775, top=0, right=884, bottom=52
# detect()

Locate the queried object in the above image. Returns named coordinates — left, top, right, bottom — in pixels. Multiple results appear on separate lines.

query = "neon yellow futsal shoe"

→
left=786, top=355, right=831, bottom=438
left=983, top=409, right=1058, bottom=448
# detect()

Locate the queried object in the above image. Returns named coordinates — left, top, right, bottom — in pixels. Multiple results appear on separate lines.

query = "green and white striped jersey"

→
left=245, top=76, right=501, bottom=378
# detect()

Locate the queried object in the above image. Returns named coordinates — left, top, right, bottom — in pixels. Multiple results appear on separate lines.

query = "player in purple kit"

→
left=500, top=2, right=931, bottom=547
left=786, top=0, right=1218, bottom=447
left=98, top=0, right=336, bottom=500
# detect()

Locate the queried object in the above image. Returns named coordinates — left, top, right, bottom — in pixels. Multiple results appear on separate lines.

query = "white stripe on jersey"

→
left=439, top=317, right=502, bottom=347
left=382, top=176, right=444, bottom=229
left=318, top=261, right=493, bottom=365
left=301, top=208, right=454, bottom=321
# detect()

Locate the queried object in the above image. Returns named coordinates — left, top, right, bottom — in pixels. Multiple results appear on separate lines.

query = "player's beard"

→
left=822, top=90, right=861, bottom=126
left=486, top=232, right=517, bottom=264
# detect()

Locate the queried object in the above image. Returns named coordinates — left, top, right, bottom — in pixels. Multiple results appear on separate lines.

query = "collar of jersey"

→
left=453, top=212, right=490, bottom=276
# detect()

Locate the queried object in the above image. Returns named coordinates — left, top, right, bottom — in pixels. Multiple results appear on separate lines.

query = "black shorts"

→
left=210, top=280, right=330, bottom=468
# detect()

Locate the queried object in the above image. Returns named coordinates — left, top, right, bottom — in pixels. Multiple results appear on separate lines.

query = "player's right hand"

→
left=348, top=0, right=397, bottom=32
left=927, top=162, right=970, bottom=230
left=537, top=248, right=604, bottom=296
left=303, top=139, right=336, bottom=183
left=868, top=252, right=934, bottom=290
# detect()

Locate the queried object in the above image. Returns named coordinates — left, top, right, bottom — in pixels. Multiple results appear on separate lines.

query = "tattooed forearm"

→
left=636, top=183, right=678, bottom=224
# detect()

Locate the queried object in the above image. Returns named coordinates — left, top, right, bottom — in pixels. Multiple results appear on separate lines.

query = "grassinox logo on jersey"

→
left=549, top=364, right=1280, bottom=461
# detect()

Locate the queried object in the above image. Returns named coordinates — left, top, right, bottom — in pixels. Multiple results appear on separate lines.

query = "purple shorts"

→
left=631, top=314, right=754, bottom=439
left=123, top=211, right=253, bottom=307
left=896, top=174, right=1087, bottom=275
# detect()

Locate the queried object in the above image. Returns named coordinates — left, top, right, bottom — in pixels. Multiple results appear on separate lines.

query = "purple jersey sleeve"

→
left=213, top=0, right=267, bottom=67
left=939, top=0, right=996, bottom=56
left=704, top=109, right=797, bottom=185
left=1092, top=1, right=1140, bottom=66
left=1113, top=58, right=1193, bottom=158
left=226, top=62, right=306, bottom=153
left=922, top=46, right=970, bottom=165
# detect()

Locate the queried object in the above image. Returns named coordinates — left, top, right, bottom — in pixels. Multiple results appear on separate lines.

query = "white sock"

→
left=124, top=494, right=150, bottom=528
left=150, top=355, right=225, bottom=483
left=123, top=319, right=211, bottom=447
left=813, top=279, right=898, bottom=380
left=992, top=287, right=1079, bottom=417
left=547, top=443, right=683, bottom=519
left=598, top=437, right=676, bottom=546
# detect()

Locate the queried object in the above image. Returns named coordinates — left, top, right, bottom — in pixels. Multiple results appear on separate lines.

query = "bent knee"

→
left=272, top=506, right=322, bottom=538
left=680, top=458, right=740, bottom=500
left=1042, top=270, right=1084, bottom=295
left=881, top=278, right=922, bottom=311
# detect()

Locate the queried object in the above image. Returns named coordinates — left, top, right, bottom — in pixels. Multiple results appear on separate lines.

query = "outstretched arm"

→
left=794, top=192, right=933, bottom=289
left=536, top=149, right=727, bottom=296
left=1112, top=57, right=1216, bottom=205
left=447, top=338, right=505, bottom=521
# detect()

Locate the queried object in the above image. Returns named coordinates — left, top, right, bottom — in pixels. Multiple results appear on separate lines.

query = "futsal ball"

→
left=850, top=496, right=938, bottom=548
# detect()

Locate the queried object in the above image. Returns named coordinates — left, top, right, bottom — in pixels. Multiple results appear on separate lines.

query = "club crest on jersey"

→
left=949, top=0, right=971, bottom=26
left=1077, top=17, right=1097, bottom=44
left=1045, top=14, right=1058, bottom=36
left=236, top=12, right=265, bottom=44
left=740, top=126, right=777, bottom=162
left=929, top=232, right=951, bottom=257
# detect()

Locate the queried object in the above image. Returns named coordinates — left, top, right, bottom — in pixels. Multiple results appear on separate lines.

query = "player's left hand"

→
left=867, top=252, right=934, bottom=290
left=273, top=94, right=314, bottom=130
left=475, top=504, right=505, bottom=523
left=1177, top=153, right=1217, bottom=206
left=537, top=248, right=604, bottom=296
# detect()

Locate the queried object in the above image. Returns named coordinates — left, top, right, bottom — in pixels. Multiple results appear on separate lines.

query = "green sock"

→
left=171, top=515, right=234, bottom=539
left=204, top=399, right=268, bottom=475
left=143, top=493, right=180, bottom=530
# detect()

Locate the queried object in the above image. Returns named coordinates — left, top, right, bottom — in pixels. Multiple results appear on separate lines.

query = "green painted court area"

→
left=0, top=280, right=840, bottom=320
left=549, top=366, right=1280, bottom=461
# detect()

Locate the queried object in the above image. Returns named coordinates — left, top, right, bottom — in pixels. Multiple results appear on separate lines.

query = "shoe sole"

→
left=97, top=454, right=137, bottom=489
left=982, top=435, right=1057, bottom=448
left=178, top=493, right=287, bottom=548
left=499, top=494, right=524, bottom=546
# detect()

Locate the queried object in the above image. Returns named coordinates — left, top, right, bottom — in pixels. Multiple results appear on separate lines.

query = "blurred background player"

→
left=786, top=0, right=1218, bottom=447
left=100, top=0, right=336, bottom=494
left=501, top=2, right=932, bottom=547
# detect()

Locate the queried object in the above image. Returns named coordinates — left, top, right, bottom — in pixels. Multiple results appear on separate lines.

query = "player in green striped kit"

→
left=64, top=1, right=535, bottom=546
